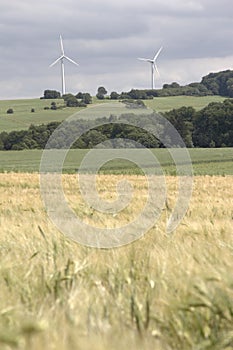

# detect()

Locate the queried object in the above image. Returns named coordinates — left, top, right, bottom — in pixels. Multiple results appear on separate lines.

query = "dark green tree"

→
left=63, top=94, right=79, bottom=107
left=76, top=92, right=84, bottom=99
left=43, top=90, right=61, bottom=99
left=110, top=91, right=119, bottom=100
left=82, top=93, right=92, bottom=104
left=96, top=86, right=107, bottom=99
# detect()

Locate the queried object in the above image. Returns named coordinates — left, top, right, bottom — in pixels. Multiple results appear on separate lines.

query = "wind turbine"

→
left=50, top=35, right=79, bottom=96
left=138, top=47, right=163, bottom=89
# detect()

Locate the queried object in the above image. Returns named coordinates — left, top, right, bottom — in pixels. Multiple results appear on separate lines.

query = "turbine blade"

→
left=153, top=46, right=163, bottom=61
left=154, top=63, right=160, bottom=76
left=49, top=56, right=63, bottom=67
left=64, top=55, right=79, bottom=66
left=138, top=58, right=151, bottom=62
left=60, top=35, right=64, bottom=55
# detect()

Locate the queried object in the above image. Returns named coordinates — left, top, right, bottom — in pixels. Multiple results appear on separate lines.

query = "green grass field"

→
left=0, top=98, right=85, bottom=132
left=0, top=95, right=227, bottom=132
left=0, top=148, right=232, bottom=175
left=144, top=95, right=226, bottom=112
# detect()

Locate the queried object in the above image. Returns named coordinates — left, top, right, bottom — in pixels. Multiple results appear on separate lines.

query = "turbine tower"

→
left=50, top=35, right=79, bottom=96
left=138, top=47, right=163, bottom=89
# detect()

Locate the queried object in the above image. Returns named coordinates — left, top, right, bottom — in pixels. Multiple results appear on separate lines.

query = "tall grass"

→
left=0, top=174, right=232, bottom=349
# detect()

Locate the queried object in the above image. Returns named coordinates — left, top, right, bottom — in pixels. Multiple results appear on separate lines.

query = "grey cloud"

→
left=0, top=0, right=233, bottom=98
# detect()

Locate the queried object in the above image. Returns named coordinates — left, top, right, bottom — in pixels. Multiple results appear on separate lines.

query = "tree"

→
left=82, top=130, right=108, bottom=148
left=164, top=107, right=195, bottom=147
left=63, top=94, right=79, bottom=107
left=43, top=90, right=61, bottom=99
left=201, top=70, right=233, bottom=96
left=82, top=93, right=92, bottom=104
left=66, top=96, right=79, bottom=107
left=110, top=91, right=119, bottom=100
left=76, top=92, right=84, bottom=99
left=227, top=78, right=233, bottom=97
left=96, top=86, right=107, bottom=99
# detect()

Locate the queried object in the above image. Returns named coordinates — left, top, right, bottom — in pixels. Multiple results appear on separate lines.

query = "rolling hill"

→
left=0, top=95, right=226, bottom=132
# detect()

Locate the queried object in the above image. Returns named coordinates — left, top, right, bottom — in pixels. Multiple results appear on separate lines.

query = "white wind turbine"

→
left=138, top=47, right=163, bottom=89
left=50, top=35, right=79, bottom=95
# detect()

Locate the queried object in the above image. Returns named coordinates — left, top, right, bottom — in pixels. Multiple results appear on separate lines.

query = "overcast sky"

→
left=1, top=0, right=233, bottom=99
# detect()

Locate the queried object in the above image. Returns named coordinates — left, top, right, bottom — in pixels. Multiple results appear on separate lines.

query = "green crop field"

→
left=0, top=95, right=227, bottom=132
left=0, top=148, right=232, bottom=175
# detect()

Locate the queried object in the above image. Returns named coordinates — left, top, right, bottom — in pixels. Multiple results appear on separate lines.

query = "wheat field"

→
left=0, top=173, right=233, bottom=350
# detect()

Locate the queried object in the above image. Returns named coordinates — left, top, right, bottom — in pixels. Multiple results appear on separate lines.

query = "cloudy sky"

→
left=1, top=0, right=233, bottom=99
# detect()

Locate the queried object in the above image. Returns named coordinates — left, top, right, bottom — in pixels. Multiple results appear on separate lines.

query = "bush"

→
left=78, top=101, right=87, bottom=108
left=7, top=108, right=14, bottom=114
left=110, top=91, right=120, bottom=100
left=66, top=96, right=79, bottom=107
left=50, top=102, right=57, bottom=110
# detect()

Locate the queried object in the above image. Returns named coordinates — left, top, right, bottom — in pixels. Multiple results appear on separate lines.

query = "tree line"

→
left=0, top=98, right=233, bottom=150
left=105, top=70, right=233, bottom=100
left=41, top=70, right=233, bottom=104
left=42, top=90, right=92, bottom=107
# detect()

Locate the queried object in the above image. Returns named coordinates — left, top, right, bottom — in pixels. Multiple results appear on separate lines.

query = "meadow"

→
left=0, top=95, right=226, bottom=132
left=144, top=95, right=226, bottom=112
left=0, top=148, right=232, bottom=175
left=0, top=173, right=232, bottom=350
left=0, top=98, right=82, bottom=132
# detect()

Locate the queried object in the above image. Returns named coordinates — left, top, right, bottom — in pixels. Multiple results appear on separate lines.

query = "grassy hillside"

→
left=0, top=98, right=85, bottom=132
left=0, top=148, right=232, bottom=175
left=144, top=95, right=226, bottom=112
left=0, top=95, right=227, bottom=132
left=0, top=173, right=232, bottom=350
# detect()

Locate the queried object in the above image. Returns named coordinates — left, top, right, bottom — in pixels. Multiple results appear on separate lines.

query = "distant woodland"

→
left=42, top=70, right=233, bottom=103
left=108, top=70, right=233, bottom=100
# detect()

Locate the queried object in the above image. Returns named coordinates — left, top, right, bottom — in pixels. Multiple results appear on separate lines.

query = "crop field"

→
left=0, top=173, right=232, bottom=350
left=0, top=95, right=227, bottom=132
left=0, top=148, right=232, bottom=175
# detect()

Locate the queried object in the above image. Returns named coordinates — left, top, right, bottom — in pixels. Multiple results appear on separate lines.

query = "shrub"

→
left=50, top=102, right=57, bottom=110
left=78, top=101, right=87, bottom=108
